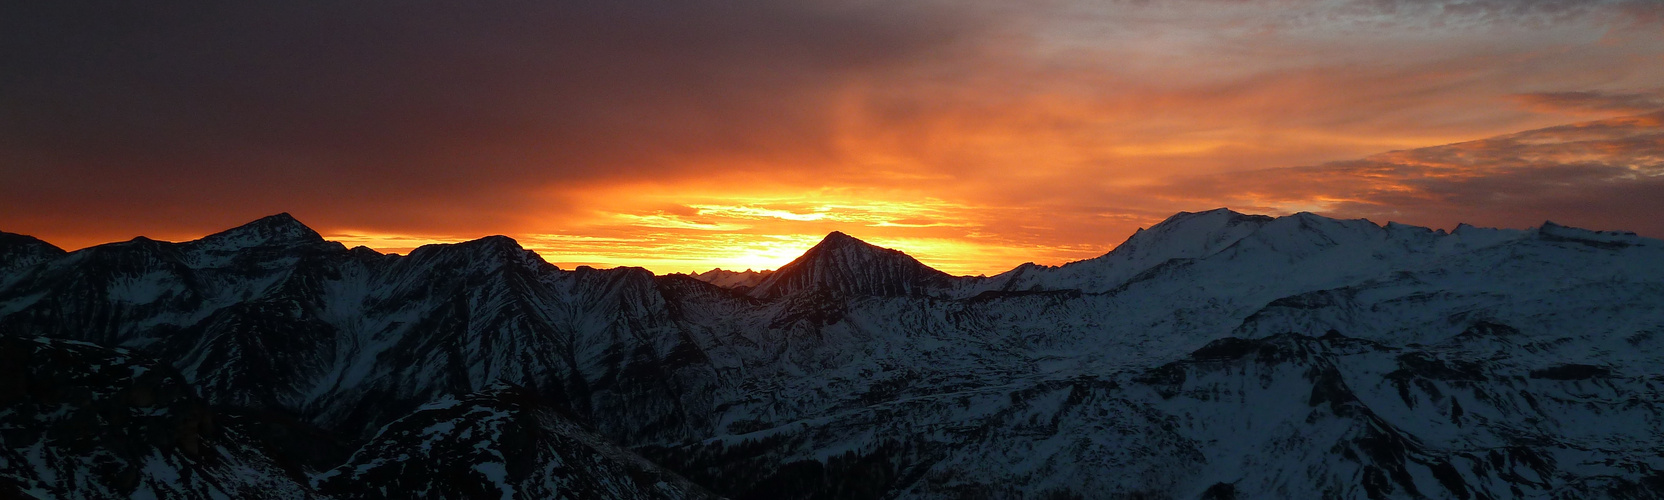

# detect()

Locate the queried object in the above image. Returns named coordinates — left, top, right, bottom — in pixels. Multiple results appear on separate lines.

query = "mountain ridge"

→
left=3, top=209, right=1662, bottom=498
left=4, top=209, right=1655, bottom=287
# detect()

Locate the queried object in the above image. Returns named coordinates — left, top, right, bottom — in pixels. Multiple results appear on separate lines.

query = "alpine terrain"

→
left=1, top=209, right=1661, bottom=499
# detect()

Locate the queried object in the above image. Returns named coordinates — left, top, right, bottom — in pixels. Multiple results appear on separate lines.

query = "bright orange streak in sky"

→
left=326, top=190, right=1123, bottom=275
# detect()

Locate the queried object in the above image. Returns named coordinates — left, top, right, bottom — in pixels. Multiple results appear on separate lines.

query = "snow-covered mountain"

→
left=2, top=209, right=1662, bottom=498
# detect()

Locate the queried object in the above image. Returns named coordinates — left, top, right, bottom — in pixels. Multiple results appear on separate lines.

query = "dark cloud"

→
left=1513, top=90, right=1664, bottom=115
left=1331, top=0, right=1662, bottom=26
left=1112, top=0, right=1664, bottom=31
left=0, top=1, right=985, bottom=239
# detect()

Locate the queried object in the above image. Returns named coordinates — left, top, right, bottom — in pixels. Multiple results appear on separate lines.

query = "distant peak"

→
left=808, top=231, right=902, bottom=258
left=1136, top=208, right=1270, bottom=238
left=405, top=235, right=547, bottom=265
left=1152, top=208, right=1267, bottom=229
left=258, top=212, right=300, bottom=224
left=239, top=213, right=310, bottom=233
left=1178, top=207, right=1246, bottom=218
left=818, top=230, right=864, bottom=246
left=197, top=213, right=323, bottom=249
left=747, top=231, right=953, bottom=298
left=472, top=235, right=521, bottom=246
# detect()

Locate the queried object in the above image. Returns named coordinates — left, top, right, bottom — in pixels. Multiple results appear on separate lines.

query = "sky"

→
left=3, top=0, right=1662, bottom=275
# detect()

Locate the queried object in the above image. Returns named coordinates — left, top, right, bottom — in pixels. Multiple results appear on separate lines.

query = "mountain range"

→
left=2, top=209, right=1662, bottom=499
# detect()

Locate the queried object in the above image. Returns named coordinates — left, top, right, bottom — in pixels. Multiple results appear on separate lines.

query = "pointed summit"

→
left=194, top=213, right=325, bottom=250
left=820, top=230, right=860, bottom=245
left=748, top=231, right=955, bottom=299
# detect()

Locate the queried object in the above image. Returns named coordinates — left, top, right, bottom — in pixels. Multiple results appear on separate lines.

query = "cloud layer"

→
left=1153, top=112, right=1664, bottom=236
left=3, top=0, right=1662, bottom=274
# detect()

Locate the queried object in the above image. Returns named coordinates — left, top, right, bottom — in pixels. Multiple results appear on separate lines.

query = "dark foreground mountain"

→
left=3, top=209, right=1663, bottom=498
left=0, top=336, right=313, bottom=499
left=314, top=385, right=713, bottom=499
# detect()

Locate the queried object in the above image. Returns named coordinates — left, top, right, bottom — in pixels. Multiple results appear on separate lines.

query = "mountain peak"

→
left=467, top=234, right=521, bottom=248
left=817, top=230, right=865, bottom=247
left=239, top=212, right=309, bottom=232
left=1094, top=208, right=1271, bottom=262
left=747, top=231, right=954, bottom=298
left=401, top=234, right=556, bottom=273
left=195, top=213, right=324, bottom=250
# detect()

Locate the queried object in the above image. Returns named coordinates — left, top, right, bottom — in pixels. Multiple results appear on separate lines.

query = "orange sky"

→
left=3, top=1, right=1663, bottom=275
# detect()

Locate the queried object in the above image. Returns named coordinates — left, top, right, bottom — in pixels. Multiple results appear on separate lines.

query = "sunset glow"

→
left=4, top=1, right=1663, bottom=275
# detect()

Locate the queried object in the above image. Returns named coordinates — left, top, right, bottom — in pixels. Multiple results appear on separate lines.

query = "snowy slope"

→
left=2, top=210, right=1663, bottom=498
left=966, top=208, right=1274, bottom=295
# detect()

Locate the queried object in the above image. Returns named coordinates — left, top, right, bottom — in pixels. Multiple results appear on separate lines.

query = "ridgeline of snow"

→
left=2, top=209, right=1662, bottom=498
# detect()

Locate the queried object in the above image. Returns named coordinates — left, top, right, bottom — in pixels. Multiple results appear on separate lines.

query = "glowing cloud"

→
left=3, top=1, right=1663, bottom=275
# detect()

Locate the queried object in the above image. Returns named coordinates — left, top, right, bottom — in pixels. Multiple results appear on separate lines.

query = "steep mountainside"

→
left=0, top=336, right=315, bottom=499
left=314, top=385, right=714, bottom=499
left=2, top=210, right=1662, bottom=498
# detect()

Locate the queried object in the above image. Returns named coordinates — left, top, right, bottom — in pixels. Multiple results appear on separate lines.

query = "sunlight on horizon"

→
left=324, top=228, right=1105, bottom=276
left=322, top=192, right=1127, bottom=276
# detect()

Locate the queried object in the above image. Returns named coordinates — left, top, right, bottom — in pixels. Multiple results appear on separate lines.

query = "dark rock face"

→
left=0, top=232, right=65, bottom=272
left=0, top=336, right=314, bottom=499
left=3, top=210, right=1664, bottom=499
left=0, top=336, right=713, bottom=500
left=314, top=385, right=714, bottom=499
left=1528, top=363, right=1611, bottom=380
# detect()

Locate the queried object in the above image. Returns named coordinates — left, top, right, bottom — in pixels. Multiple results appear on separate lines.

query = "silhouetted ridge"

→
left=401, top=234, right=555, bottom=272
left=691, top=268, right=774, bottom=289
left=748, top=231, right=955, bottom=298
left=195, top=212, right=325, bottom=249
left=0, top=231, right=66, bottom=271
left=2, top=209, right=1663, bottom=498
